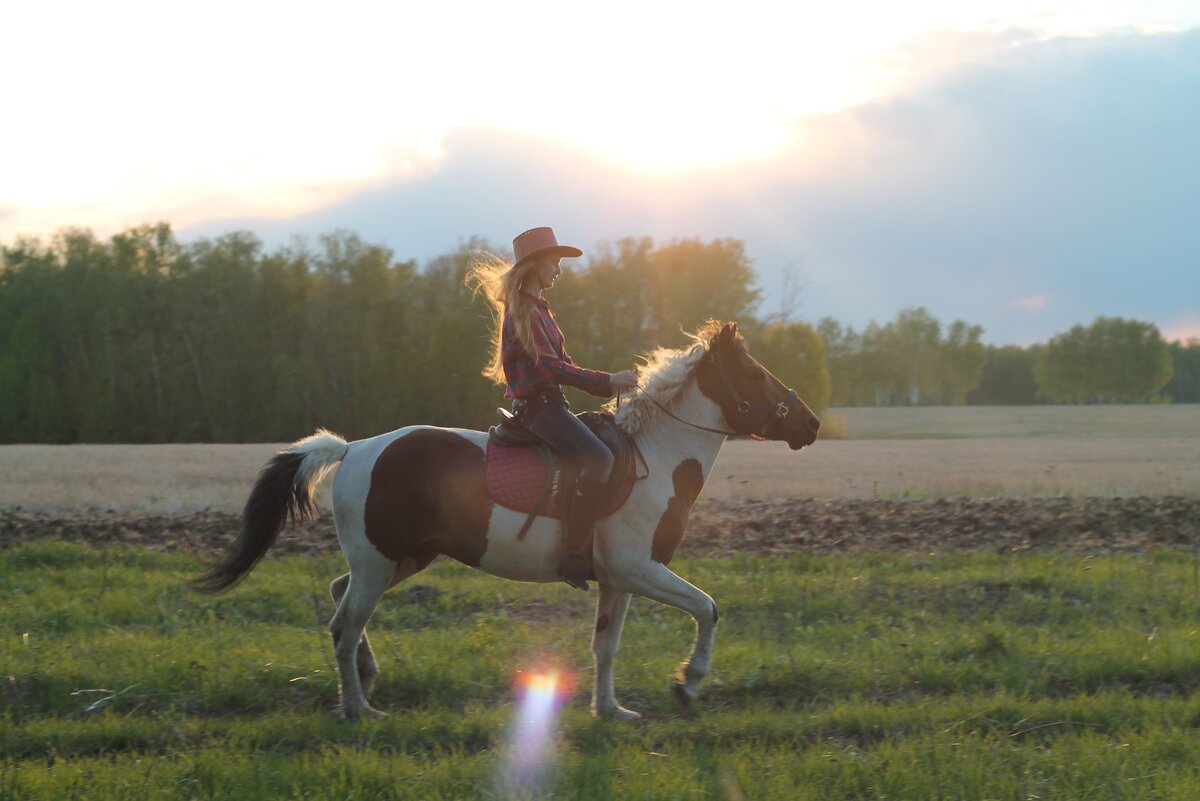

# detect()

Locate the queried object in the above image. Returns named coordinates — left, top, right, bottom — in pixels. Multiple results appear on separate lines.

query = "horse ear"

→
left=705, top=320, right=738, bottom=352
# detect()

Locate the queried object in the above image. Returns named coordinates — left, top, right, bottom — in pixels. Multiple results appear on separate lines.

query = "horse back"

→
left=334, top=426, right=493, bottom=570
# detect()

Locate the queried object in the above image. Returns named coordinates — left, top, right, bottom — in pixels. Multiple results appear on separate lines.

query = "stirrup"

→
left=556, top=552, right=591, bottom=591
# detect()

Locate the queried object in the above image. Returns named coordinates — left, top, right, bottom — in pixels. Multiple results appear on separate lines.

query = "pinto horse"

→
left=194, top=321, right=819, bottom=719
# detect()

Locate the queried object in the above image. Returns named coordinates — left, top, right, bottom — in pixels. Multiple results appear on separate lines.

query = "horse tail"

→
left=191, top=429, right=348, bottom=594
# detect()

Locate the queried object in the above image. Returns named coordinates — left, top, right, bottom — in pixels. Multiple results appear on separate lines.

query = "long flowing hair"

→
left=464, top=253, right=546, bottom=384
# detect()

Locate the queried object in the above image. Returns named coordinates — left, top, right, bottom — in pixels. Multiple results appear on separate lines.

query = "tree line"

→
left=1, top=224, right=1194, bottom=443
left=822, top=312, right=1192, bottom=408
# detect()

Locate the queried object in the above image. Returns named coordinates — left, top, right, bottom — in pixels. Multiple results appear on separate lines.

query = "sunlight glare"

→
left=3, top=0, right=1197, bottom=235
left=502, top=669, right=573, bottom=794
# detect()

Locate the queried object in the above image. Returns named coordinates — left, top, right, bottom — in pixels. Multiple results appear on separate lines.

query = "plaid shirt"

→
left=502, top=293, right=612, bottom=399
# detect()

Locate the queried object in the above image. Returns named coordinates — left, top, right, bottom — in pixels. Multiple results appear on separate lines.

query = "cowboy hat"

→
left=512, top=227, right=583, bottom=269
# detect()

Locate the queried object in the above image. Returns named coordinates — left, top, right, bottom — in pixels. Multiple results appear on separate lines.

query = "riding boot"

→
left=556, top=478, right=607, bottom=591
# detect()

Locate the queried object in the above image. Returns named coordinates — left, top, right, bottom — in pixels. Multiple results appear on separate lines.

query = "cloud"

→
left=1008, top=295, right=1050, bottom=311
left=181, top=128, right=707, bottom=263
left=731, top=27, right=1200, bottom=342
left=179, top=27, right=1200, bottom=346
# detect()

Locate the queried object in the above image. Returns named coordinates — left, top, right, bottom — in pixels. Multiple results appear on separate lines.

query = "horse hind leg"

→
left=328, top=557, right=398, bottom=719
left=591, top=584, right=640, bottom=721
left=329, top=573, right=380, bottom=699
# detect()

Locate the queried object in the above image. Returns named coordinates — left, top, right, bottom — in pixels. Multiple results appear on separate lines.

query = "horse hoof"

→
left=594, top=704, right=642, bottom=722
left=342, top=705, right=387, bottom=720
left=672, top=682, right=695, bottom=709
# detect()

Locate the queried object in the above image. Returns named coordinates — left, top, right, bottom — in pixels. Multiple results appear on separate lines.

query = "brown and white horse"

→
left=194, top=321, right=819, bottom=719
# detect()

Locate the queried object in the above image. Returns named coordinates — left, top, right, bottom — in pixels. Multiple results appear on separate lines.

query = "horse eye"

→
left=749, top=370, right=766, bottom=381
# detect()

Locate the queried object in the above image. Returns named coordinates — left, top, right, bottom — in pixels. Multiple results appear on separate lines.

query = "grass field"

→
left=6, top=542, right=1200, bottom=799
left=3, top=405, right=1198, bottom=799
left=2, top=406, right=1196, bottom=512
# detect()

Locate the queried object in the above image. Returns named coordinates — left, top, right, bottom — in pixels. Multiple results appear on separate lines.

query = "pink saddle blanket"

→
left=485, top=440, right=635, bottom=519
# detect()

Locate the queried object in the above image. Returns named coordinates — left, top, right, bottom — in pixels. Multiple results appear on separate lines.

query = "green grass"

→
left=6, top=542, right=1200, bottom=799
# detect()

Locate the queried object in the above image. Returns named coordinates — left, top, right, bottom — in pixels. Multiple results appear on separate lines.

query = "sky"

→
left=3, top=0, right=1199, bottom=345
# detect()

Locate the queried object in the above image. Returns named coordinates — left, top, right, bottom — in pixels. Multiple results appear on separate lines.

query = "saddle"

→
left=486, top=408, right=641, bottom=538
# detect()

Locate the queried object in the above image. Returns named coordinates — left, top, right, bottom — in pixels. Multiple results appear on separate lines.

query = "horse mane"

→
left=606, top=320, right=737, bottom=435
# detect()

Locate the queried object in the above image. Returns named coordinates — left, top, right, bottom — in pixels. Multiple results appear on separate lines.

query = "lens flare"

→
left=502, top=669, right=575, bottom=794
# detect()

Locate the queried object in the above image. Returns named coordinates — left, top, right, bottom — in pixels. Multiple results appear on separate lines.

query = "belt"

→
left=512, top=386, right=566, bottom=416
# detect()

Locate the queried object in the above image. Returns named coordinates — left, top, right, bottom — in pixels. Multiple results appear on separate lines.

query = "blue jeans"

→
left=521, top=394, right=614, bottom=485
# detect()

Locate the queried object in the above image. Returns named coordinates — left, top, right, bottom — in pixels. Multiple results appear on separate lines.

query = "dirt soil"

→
left=1, top=497, right=1196, bottom=557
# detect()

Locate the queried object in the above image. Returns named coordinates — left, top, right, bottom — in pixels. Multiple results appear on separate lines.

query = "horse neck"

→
left=635, top=378, right=728, bottom=477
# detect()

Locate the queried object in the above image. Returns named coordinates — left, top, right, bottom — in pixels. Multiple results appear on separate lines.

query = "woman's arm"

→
left=531, top=313, right=613, bottom=397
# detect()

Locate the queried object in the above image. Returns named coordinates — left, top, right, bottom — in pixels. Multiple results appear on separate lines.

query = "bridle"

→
left=705, top=349, right=799, bottom=439
left=624, top=348, right=798, bottom=439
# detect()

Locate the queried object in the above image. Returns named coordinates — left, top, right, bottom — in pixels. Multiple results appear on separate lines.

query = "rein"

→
left=616, top=388, right=738, bottom=437
left=648, top=395, right=741, bottom=437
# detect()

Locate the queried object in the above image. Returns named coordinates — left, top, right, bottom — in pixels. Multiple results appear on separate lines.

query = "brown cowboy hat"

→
left=512, top=227, right=583, bottom=269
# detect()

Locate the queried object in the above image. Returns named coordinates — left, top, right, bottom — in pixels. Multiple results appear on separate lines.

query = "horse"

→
left=193, top=320, right=820, bottom=719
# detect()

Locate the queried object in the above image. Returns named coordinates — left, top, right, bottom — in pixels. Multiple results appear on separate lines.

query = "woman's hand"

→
left=610, top=370, right=638, bottom=390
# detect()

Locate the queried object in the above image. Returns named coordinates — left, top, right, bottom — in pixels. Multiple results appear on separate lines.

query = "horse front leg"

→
left=591, top=584, right=640, bottom=720
left=623, top=562, right=719, bottom=707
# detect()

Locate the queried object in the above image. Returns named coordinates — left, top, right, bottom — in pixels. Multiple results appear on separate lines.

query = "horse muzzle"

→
left=785, top=428, right=818, bottom=450
left=777, top=402, right=820, bottom=450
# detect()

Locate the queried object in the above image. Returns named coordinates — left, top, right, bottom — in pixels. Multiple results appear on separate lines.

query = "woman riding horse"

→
left=193, top=248, right=821, bottom=720
left=466, top=227, right=638, bottom=590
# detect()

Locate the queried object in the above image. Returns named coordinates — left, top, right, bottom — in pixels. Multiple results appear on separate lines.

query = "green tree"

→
left=819, top=309, right=986, bottom=406
left=254, top=246, right=317, bottom=439
left=819, top=318, right=869, bottom=406
left=33, top=223, right=1185, bottom=442
left=645, top=238, right=761, bottom=348
left=415, top=238, right=505, bottom=429
left=108, top=224, right=185, bottom=441
left=969, top=345, right=1039, bottom=405
left=169, top=230, right=262, bottom=440
left=0, top=236, right=69, bottom=441
left=743, top=319, right=831, bottom=413
left=1164, top=339, right=1200, bottom=403
left=877, top=308, right=944, bottom=405
left=1035, top=317, right=1173, bottom=403
left=310, top=230, right=415, bottom=437
left=552, top=236, right=654, bottom=374
left=551, top=236, right=762, bottom=412
left=939, top=320, right=987, bottom=405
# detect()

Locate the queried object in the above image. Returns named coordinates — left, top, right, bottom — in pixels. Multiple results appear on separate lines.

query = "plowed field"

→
left=3, top=496, right=1195, bottom=558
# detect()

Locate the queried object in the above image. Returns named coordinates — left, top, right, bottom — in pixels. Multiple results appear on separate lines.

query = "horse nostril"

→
left=809, top=418, right=820, bottom=433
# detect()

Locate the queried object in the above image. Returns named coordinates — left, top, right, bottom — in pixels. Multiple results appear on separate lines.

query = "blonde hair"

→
left=464, top=253, right=547, bottom=384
